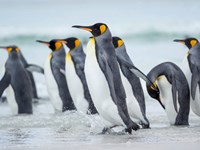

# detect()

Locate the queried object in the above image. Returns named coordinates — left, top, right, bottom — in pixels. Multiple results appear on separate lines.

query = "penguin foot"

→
left=125, top=123, right=140, bottom=134
left=125, top=128, right=132, bottom=134
left=131, top=123, right=140, bottom=131
left=101, top=127, right=112, bottom=134
left=101, top=125, right=118, bottom=134
left=139, top=122, right=150, bottom=129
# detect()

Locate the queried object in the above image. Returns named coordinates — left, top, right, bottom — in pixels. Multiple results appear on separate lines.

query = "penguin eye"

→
left=92, top=27, right=101, bottom=36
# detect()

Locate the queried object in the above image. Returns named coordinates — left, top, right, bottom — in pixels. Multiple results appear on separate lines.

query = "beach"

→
left=0, top=0, right=200, bottom=149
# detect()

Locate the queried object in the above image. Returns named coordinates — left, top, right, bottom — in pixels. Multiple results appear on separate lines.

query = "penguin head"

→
left=72, top=23, right=108, bottom=37
left=36, top=39, right=66, bottom=52
left=0, top=45, right=20, bottom=54
left=174, top=37, right=199, bottom=49
left=146, top=82, right=165, bottom=109
left=57, top=37, right=81, bottom=50
left=112, top=37, right=124, bottom=48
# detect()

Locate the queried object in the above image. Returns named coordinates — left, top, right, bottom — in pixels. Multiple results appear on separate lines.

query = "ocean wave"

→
left=0, top=25, right=200, bottom=43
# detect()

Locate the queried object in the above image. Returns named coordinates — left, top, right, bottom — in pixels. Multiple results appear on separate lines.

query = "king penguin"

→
left=146, top=62, right=190, bottom=125
left=0, top=45, right=33, bottom=114
left=36, top=39, right=76, bottom=112
left=112, top=36, right=150, bottom=128
left=58, top=37, right=98, bottom=114
left=18, top=50, right=44, bottom=100
left=72, top=23, right=140, bottom=133
left=174, top=37, right=200, bottom=116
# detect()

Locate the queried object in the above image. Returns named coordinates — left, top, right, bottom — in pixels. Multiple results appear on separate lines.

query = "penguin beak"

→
left=36, top=40, right=50, bottom=46
left=173, top=39, right=185, bottom=44
left=0, top=46, right=8, bottom=49
left=0, top=46, right=9, bottom=52
left=72, top=25, right=93, bottom=32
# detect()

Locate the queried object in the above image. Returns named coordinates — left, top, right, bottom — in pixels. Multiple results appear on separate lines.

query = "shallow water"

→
left=0, top=99, right=200, bottom=150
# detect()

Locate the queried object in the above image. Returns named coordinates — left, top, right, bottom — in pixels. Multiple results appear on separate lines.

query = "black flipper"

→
left=0, top=72, right=11, bottom=97
left=191, top=67, right=200, bottom=100
left=171, top=76, right=178, bottom=112
left=129, top=66, right=155, bottom=86
left=117, top=55, right=155, bottom=88
left=26, top=64, right=44, bottom=74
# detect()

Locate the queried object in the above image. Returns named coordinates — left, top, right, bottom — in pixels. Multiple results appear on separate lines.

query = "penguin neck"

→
left=115, top=45, right=134, bottom=66
left=52, top=46, right=66, bottom=57
left=149, top=65, right=168, bottom=82
left=95, top=29, right=112, bottom=45
left=69, top=45, right=86, bottom=62
left=189, top=43, right=200, bottom=55
left=9, top=51, right=19, bottom=60
left=18, top=51, right=28, bottom=66
left=70, top=45, right=85, bottom=59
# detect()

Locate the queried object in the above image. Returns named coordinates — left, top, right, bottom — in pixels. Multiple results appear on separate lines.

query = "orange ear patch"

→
left=190, top=40, right=197, bottom=48
left=55, top=41, right=62, bottom=51
left=100, top=25, right=106, bottom=34
left=117, top=40, right=124, bottom=47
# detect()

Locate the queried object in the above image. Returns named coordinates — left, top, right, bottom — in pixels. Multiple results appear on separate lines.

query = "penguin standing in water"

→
left=0, top=50, right=44, bottom=101
left=146, top=62, right=190, bottom=125
left=18, top=51, right=44, bottom=100
left=0, top=45, right=33, bottom=114
left=112, top=37, right=150, bottom=128
left=58, top=37, right=98, bottom=114
left=73, top=23, right=140, bottom=133
left=174, top=38, right=200, bottom=116
left=36, top=39, right=76, bottom=112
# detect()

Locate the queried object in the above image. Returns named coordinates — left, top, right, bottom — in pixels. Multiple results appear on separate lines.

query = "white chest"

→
left=119, top=67, right=145, bottom=123
left=65, top=55, right=88, bottom=113
left=84, top=40, right=123, bottom=126
left=156, top=75, right=178, bottom=124
left=44, top=55, right=62, bottom=112
left=182, top=55, right=200, bottom=116
left=6, top=85, right=18, bottom=115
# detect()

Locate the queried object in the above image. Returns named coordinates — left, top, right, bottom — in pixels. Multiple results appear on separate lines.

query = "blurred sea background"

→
left=0, top=0, right=200, bottom=149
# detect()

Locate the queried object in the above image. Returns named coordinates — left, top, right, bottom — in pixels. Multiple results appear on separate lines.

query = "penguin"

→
left=36, top=39, right=76, bottom=112
left=72, top=23, right=140, bottom=134
left=18, top=50, right=44, bottom=100
left=0, top=50, right=44, bottom=101
left=146, top=62, right=190, bottom=125
left=0, top=45, right=33, bottom=114
left=112, top=36, right=150, bottom=128
left=174, top=37, right=200, bottom=116
left=57, top=37, right=98, bottom=114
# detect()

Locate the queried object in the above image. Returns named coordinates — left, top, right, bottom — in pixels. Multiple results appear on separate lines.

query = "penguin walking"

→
left=174, top=38, right=200, bottom=117
left=73, top=23, right=140, bottom=133
left=0, top=45, right=33, bottom=114
left=58, top=37, right=98, bottom=114
left=112, top=36, right=150, bottom=128
left=146, top=62, right=190, bottom=125
left=36, top=39, right=76, bottom=112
